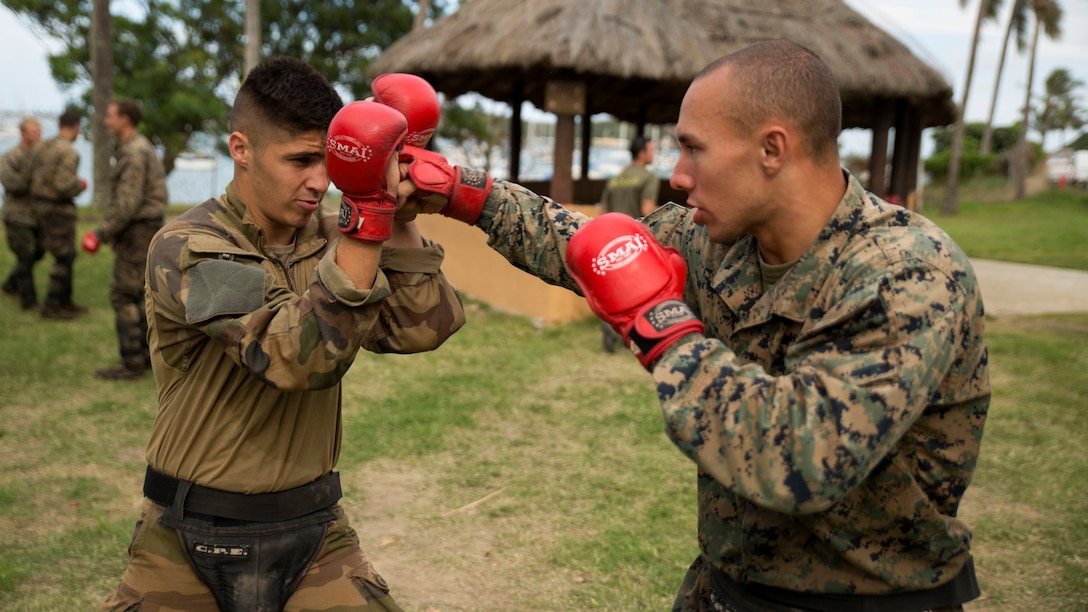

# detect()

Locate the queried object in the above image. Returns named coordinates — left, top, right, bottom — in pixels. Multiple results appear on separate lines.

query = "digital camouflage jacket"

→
left=476, top=173, right=989, bottom=596
left=144, top=183, right=465, bottom=493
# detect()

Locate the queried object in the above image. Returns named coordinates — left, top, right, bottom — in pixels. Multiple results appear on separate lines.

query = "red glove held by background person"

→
left=325, top=101, right=408, bottom=242
left=371, top=73, right=440, bottom=149
left=81, top=230, right=99, bottom=253
left=402, top=146, right=492, bottom=225
left=565, top=213, right=705, bottom=370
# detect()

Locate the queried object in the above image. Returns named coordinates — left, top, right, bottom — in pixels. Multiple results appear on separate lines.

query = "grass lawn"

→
left=923, top=186, right=1088, bottom=271
left=1, top=188, right=1086, bottom=610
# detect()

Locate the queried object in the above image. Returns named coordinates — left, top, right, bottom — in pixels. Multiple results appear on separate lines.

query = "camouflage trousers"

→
left=109, top=222, right=159, bottom=368
left=101, top=499, right=403, bottom=611
left=2, top=221, right=44, bottom=308
left=35, top=201, right=77, bottom=308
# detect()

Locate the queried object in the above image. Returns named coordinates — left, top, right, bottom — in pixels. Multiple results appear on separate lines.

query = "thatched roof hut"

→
left=370, top=0, right=955, bottom=205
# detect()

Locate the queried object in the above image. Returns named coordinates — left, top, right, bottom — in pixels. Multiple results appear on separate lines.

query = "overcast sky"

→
left=2, top=0, right=1085, bottom=149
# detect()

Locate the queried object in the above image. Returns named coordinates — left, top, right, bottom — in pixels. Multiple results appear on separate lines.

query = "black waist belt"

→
left=143, top=466, right=342, bottom=523
left=711, top=555, right=979, bottom=612
left=34, top=196, right=74, bottom=204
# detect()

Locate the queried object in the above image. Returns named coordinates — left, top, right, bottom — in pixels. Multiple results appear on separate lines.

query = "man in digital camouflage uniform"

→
left=82, top=99, right=167, bottom=379
left=597, top=134, right=659, bottom=352
left=30, top=107, right=88, bottom=319
left=1, top=116, right=43, bottom=310
left=100, top=57, right=464, bottom=611
left=400, top=40, right=988, bottom=611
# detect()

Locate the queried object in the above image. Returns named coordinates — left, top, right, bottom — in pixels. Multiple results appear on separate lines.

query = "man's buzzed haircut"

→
left=19, top=116, right=40, bottom=133
left=698, top=39, right=843, bottom=160
left=58, top=108, right=81, bottom=129
left=229, top=56, right=343, bottom=144
left=113, top=99, right=144, bottom=127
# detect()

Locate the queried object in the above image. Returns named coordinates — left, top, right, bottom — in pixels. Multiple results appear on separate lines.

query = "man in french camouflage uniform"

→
left=30, top=107, right=88, bottom=319
left=100, top=57, right=464, bottom=611
left=81, top=99, right=167, bottom=379
left=399, top=40, right=988, bottom=611
left=1, top=116, right=43, bottom=310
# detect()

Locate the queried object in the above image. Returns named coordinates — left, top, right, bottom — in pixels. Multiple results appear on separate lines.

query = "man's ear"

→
left=760, top=125, right=789, bottom=176
left=228, top=132, right=249, bottom=166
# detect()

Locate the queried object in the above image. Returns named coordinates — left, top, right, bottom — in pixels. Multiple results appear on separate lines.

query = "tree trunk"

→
left=413, top=0, right=432, bottom=31
left=943, top=0, right=989, bottom=215
left=1014, top=16, right=1041, bottom=200
left=244, top=0, right=261, bottom=78
left=91, top=0, right=113, bottom=212
left=981, top=0, right=1022, bottom=155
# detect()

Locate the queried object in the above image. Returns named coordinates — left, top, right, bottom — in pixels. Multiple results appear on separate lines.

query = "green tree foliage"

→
left=931, top=122, right=1022, bottom=155
left=2, top=0, right=444, bottom=174
left=437, top=100, right=509, bottom=174
left=926, top=122, right=1034, bottom=180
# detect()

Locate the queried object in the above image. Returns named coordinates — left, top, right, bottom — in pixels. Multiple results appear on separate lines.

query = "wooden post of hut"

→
left=868, top=98, right=894, bottom=198
left=545, top=80, right=586, bottom=204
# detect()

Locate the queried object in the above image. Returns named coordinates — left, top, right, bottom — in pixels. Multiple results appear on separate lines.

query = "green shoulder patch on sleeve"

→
left=186, top=259, right=266, bottom=324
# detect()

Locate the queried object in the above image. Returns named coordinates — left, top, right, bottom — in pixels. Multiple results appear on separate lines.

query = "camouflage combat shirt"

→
left=144, top=183, right=466, bottom=493
left=29, top=135, right=82, bottom=203
left=97, top=132, right=168, bottom=242
left=476, top=173, right=989, bottom=595
left=0, top=143, right=36, bottom=226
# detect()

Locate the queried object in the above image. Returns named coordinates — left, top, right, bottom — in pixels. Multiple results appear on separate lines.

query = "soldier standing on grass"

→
left=82, top=99, right=167, bottom=380
left=100, top=58, right=465, bottom=610
left=1, top=116, right=44, bottom=310
left=30, top=107, right=88, bottom=320
left=395, top=39, right=989, bottom=611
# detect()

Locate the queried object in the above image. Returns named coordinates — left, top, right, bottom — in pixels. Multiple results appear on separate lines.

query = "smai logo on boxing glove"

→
left=405, top=129, right=434, bottom=148
left=643, top=300, right=698, bottom=333
left=591, top=233, right=650, bottom=276
left=327, top=134, right=372, bottom=164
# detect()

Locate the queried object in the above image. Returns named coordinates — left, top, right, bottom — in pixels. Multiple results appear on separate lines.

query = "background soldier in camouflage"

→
left=30, top=107, right=88, bottom=319
left=597, top=135, right=658, bottom=353
left=402, top=40, right=989, bottom=611
left=100, top=57, right=465, bottom=611
left=82, top=99, right=168, bottom=379
left=1, top=116, right=43, bottom=310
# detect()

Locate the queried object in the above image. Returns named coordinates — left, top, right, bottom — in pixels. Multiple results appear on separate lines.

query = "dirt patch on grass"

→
left=342, top=457, right=580, bottom=612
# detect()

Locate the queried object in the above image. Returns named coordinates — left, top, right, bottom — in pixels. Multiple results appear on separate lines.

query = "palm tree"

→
left=980, top=0, right=1029, bottom=155
left=943, top=0, right=1001, bottom=215
left=1033, top=68, right=1084, bottom=150
left=1013, top=0, right=1063, bottom=200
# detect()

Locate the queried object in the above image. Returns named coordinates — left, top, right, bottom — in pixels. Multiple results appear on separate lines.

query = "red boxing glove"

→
left=81, top=230, right=100, bottom=253
left=402, top=146, right=492, bottom=225
left=371, top=73, right=440, bottom=149
left=325, top=101, right=408, bottom=242
left=565, top=213, right=705, bottom=370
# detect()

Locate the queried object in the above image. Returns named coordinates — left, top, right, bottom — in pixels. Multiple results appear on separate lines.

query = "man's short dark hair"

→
left=629, top=136, right=650, bottom=160
left=58, top=108, right=81, bottom=129
left=229, top=56, right=343, bottom=142
left=113, top=99, right=143, bottom=127
left=697, top=39, right=842, bottom=161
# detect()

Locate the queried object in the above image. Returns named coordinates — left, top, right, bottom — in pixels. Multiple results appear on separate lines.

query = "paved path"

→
left=971, top=259, right=1088, bottom=315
